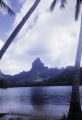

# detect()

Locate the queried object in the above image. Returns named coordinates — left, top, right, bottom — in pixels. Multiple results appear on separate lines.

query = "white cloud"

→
left=0, top=0, right=81, bottom=74
left=0, top=40, right=4, bottom=49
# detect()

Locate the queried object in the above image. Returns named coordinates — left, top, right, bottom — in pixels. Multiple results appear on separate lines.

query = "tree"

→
left=67, top=17, right=82, bottom=120
left=0, top=0, right=82, bottom=119
left=0, top=0, right=14, bottom=15
left=0, top=0, right=41, bottom=59
left=50, top=1, right=82, bottom=120
left=0, top=0, right=81, bottom=58
left=50, top=0, right=82, bottom=20
left=0, top=79, right=7, bottom=88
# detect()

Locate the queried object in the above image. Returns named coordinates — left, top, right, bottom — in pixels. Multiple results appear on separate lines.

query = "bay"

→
left=0, top=86, right=81, bottom=116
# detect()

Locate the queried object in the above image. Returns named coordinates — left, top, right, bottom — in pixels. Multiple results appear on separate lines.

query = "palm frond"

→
left=60, top=0, right=67, bottom=9
left=50, top=0, right=67, bottom=12
left=0, top=0, right=14, bottom=15
left=50, top=0, right=58, bottom=12
left=75, top=0, right=81, bottom=20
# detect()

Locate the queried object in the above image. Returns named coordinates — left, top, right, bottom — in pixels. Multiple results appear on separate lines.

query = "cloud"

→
left=0, top=40, right=4, bottom=49
left=0, top=0, right=81, bottom=74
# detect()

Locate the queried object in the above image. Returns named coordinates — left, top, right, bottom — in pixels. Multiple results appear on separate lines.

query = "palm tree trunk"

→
left=0, top=0, right=41, bottom=59
left=67, top=17, right=82, bottom=120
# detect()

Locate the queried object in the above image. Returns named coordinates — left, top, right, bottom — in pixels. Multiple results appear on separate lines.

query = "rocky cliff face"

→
left=31, top=57, right=45, bottom=72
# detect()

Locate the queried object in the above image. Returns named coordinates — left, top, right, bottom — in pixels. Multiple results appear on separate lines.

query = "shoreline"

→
left=0, top=113, right=61, bottom=120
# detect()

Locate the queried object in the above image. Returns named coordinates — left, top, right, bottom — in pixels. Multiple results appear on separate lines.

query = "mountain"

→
left=2, top=58, right=82, bottom=87
left=31, top=57, right=45, bottom=72
left=0, top=58, right=64, bottom=87
left=44, top=66, right=82, bottom=86
left=44, top=66, right=75, bottom=86
left=0, top=71, right=4, bottom=78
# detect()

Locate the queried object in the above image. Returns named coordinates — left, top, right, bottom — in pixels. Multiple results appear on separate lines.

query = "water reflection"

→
left=0, top=86, right=73, bottom=116
left=31, top=87, right=45, bottom=110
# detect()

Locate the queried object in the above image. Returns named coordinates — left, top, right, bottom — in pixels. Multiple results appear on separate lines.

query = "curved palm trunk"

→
left=0, top=0, right=41, bottom=59
left=67, top=17, right=82, bottom=120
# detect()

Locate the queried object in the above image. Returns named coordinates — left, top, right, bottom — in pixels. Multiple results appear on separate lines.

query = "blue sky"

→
left=0, top=0, right=81, bottom=75
left=0, top=0, right=23, bottom=40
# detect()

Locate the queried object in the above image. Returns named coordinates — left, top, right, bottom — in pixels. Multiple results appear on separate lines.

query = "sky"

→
left=0, top=0, right=81, bottom=75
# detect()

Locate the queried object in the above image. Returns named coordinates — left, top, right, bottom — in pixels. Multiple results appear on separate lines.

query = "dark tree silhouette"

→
left=50, top=0, right=82, bottom=20
left=0, top=0, right=82, bottom=59
left=0, top=1, right=82, bottom=119
left=0, top=0, right=41, bottom=59
left=0, top=0, right=81, bottom=58
left=0, top=0, right=14, bottom=15
left=50, top=1, right=82, bottom=120
left=67, top=17, right=82, bottom=120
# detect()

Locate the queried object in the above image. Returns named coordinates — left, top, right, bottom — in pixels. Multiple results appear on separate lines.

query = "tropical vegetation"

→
left=0, top=0, right=82, bottom=120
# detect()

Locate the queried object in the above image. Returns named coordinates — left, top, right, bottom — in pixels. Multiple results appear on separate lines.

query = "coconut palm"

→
left=51, top=1, right=82, bottom=120
left=67, top=17, right=82, bottom=120
left=0, top=0, right=81, bottom=57
left=50, top=0, right=82, bottom=20
left=0, top=0, right=41, bottom=59
left=0, top=0, right=81, bottom=58
left=0, top=0, right=14, bottom=15
left=0, top=0, right=82, bottom=119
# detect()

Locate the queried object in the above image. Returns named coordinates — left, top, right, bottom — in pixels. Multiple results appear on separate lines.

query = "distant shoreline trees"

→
left=0, top=1, right=82, bottom=119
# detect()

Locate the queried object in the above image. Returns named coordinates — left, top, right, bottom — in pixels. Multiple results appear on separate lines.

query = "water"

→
left=0, top=86, right=81, bottom=116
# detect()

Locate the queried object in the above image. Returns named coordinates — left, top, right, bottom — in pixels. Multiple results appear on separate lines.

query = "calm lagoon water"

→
left=0, top=86, right=81, bottom=116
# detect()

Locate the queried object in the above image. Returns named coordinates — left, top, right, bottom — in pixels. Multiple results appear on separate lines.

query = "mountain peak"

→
left=31, top=57, right=44, bottom=71
left=34, top=57, right=41, bottom=63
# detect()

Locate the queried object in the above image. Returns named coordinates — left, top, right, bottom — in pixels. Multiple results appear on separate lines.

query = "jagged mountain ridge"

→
left=1, top=58, right=82, bottom=87
left=0, top=57, right=64, bottom=82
